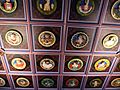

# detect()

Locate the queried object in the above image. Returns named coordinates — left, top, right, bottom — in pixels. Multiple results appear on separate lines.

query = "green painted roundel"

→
left=37, top=0, right=57, bottom=15
left=76, top=0, right=95, bottom=16
left=41, top=78, right=54, bottom=87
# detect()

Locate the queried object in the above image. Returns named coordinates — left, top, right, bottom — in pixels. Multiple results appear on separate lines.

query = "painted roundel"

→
left=0, top=0, right=17, bottom=13
left=16, top=77, right=30, bottom=87
left=111, top=78, right=120, bottom=87
left=11, top=58, right=26, bottom=70
left=102, top=33, right=119, bottom=49
left=66, top=78, right=79, bottom=87
left=40, top=58, right=55, bottom=70
left=37, top=0, right=57, bottom=15
left=90, top=78, right=102, bottom=87
left=38, top=31, right=56, bottom=47
left=71, top=32, right=89, bottom=49
left=41, top=78, right=54, bottom=87
left=94, top=58, right=110, bottom=71
left=76, top=0, right=95, bottom=16
left=111, top=0, right=120, bottom=20
left=68, top=58, right=83, bottom=71
left=5, top=30, right=23, bottom=46
left=0, top=77, right=6, bottom=87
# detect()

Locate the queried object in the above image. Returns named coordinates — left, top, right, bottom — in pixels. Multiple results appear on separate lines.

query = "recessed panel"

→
left=0, top=25, right=29, bottom=50
left=106, top=76, right=120, bottom=88
left=12, top=75, right=33, bottom=88
left=0, top=0, right=26, bottom=20
left=64, top=55, right=89, bottom=73
left=66, top=26, right=96, bottom=52
left=38, top=76, right=58, bottom=88
left=89, top=56, right=114, bottom=73
left=6, top=54, right=31, bottom=72
left=104, top=0, right=120, bottom=24
left=68, top=0, right=102, bottom=23
left=0, top=74, right=10, bottom=88
left=35, top=54, right=59, bottom=73
left=95, top=28, right=120, bottom=52
left=113, top=59, right=120, bottom=73
left=30, top=0, right=64, bottom=21
left=85, top=76, right=106, bottom=88
left=63, top=76, right=83, bottom=88
left=32, top=25, right=62, bottom=51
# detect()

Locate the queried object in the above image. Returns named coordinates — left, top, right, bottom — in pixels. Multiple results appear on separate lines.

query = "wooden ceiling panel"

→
left=0, top=0, right=119, bottom=90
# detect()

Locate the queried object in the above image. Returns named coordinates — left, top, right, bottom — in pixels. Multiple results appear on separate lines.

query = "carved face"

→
left=10, top=33, right=17, bottom=41
left=19, top=80, right=26, bottom=85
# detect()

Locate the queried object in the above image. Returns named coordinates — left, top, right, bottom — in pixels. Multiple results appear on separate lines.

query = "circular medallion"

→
left=66, top=78, right=79, bottom=87
left=11, top=58, right=26, bottom=70
left=102, top=34, right=119, bottom=49
left=111, top=78, right=120, bottom=87
left=76, top=0, right=95, bottom=16
left=37, top=0, right=57, bottom=15
left=71, top=32, right=89, bottom=49
left=90, top=78, right=102, bottom=87
left=111, top=1, right=120, bottom=20
left=41, top=78, right=54, bottom=87
left=40, top=58, right=55, bottom=70
left=16, top=77, right=30, bottom=87
left=68, top=58, right=83, bottom=71
left=38, top=31, right=56, bottom=47
left=94, top=58, right=110, bottom=71
left=0, top=0, right=17, bottom=13
left=5, top=30, right=23, bottom=46
left=0, top=77, right=5, bottom=87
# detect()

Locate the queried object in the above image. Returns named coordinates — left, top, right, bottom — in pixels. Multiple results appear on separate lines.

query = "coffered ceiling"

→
left=0, top=0, right=119, bottom=90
